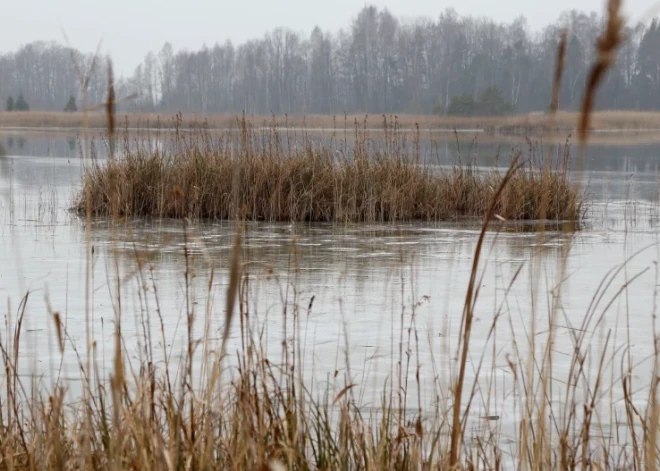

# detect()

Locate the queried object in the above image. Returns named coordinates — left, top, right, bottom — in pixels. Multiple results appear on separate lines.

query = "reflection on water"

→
left=0, top=136, right=660, bottom=461
left=4, top=129, right=660, bottom=166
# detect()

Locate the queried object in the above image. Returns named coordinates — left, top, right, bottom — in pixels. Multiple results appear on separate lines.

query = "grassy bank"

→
left=74, top=121, right=583, bottom=223
left=5, top=109, right=660, bottom=134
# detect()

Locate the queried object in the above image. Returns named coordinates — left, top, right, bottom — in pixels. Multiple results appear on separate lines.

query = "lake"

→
left=1, top=130, right=659, bottom=464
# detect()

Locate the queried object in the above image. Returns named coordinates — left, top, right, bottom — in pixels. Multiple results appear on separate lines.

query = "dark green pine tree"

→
left=15, top=94, right=29, bottom=111
left=6, top=96, right=14, bottom=111
left=64, top=95, right=77, bottom=112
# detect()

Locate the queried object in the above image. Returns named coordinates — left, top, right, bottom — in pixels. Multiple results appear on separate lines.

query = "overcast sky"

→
left=2, top=0, right=658, bottom=76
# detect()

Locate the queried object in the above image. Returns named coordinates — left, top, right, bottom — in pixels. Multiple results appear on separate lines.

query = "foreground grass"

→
left=0, top=210, right=657, bottom=470
left=74, top=121, right=582, bottom=223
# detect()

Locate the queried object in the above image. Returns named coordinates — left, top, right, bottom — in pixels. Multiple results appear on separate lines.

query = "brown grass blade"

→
left=219, top=228, right=242, bottom=362
left=52, top=312, right=64, bottom=354
left=333, top=384, right=356, bottom=405
left=550, top=28, right=567, bottom=117
left=449, top=152, right=524, bottom=467
left=106, top=58, right=116, bottom=142
left=84, top=93, right=138, bottom=113
left=579, top=0, right=624, bottom=144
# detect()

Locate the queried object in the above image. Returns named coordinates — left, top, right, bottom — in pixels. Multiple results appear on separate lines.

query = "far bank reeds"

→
left=6, top=109, right=660, bottom=135
left=75, top=118, right=583, bottom=224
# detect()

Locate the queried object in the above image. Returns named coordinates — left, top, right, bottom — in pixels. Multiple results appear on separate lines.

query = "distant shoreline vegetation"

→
left=3, top=110, right=660, bottom=135
left=0, top=7, right=659, bottom=116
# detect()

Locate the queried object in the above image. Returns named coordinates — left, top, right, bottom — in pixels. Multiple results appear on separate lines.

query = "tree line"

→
left=1, top=6, right=660, bottom=115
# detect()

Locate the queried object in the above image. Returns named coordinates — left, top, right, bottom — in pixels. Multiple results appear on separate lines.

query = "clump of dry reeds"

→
left=74, top=118, right=583, bottom=224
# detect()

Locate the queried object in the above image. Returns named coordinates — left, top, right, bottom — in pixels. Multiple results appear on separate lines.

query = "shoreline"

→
left=6, top=125, right=660, bottom=147
left=1, top=110, right=660, bottom=132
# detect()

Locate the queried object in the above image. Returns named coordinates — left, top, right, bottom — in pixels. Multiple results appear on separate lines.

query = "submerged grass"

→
left=75, top=117, right=582, bottom=224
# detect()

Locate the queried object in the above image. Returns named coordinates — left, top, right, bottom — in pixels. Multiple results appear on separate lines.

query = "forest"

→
left=1, top=6, right=659, bottom=116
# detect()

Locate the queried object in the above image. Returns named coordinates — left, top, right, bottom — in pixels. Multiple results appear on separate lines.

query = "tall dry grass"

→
left=2, top=211, right=660, bottom=470
left=74, top=117, right=583, bottom=224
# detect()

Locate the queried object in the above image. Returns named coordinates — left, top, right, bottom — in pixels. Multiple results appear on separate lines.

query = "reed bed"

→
left=74, top=119, right=583, bottom=223
left=6, top=109, right=660, bottom=134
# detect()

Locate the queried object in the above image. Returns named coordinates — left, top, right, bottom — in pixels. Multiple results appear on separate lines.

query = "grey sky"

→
left=2, top=0, right=658, bottom=76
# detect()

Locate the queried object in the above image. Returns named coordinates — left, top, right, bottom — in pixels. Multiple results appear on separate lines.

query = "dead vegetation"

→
left=5, top=1, right=659, bottom=470
left=6, top=109, right=660, bottom=135
left=74, top=117, right=582, bottom=223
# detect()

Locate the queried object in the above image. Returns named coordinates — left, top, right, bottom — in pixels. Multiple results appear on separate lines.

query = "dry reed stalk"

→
left=448, top=152, right=523, bottom=467
left=531, top=27, right=568, bottom=470
left=106, top=62, right=115, bottom=141
left=220, top=228, right=242, bottom=364
left=648, top=377, right=659, bottom=471
left=70, top=41, right=100, bottom=471
left=579, top=0, right=624, bottom=144
left=550, top=29, right=568, bottom=118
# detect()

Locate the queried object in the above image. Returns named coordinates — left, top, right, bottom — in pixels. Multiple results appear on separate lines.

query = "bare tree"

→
left=3, top=6, right=660, bottom=114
